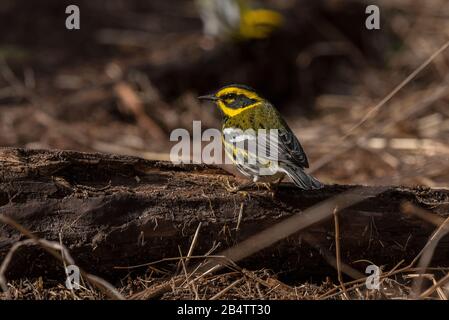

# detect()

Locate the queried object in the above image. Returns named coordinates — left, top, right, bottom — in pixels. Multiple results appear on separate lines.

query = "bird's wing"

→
left=226, top=126, right=309, bottom=169
left=277, top=126, right=310, bottom=168
left=255, top=117, right=309, bottom=168
left=255, top=103, right=309, bottom=168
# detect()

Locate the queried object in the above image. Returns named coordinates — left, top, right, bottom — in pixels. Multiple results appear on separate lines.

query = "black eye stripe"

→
left=225, top=94, right=258, bottom=109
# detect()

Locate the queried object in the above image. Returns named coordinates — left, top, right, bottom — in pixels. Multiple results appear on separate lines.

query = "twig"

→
left=178, top=246, right=199, bottom=299
left=402, top=202, right=446, bottom=226
left=114, top=254, right=226, bottom=270
left=209, top=278, right=243, bottom=300
left=311, top=39, right=449, bottom=173
left=0, top=214, right=124, bottom=300
left=333, top=207, right=349, bottom=299
left=319, top=202, right=449, bottom=300
left=129, top=276, right=184, bottom=300
left=0, top=239, right=34, bottom=299
left=412, top=215, right=449, bottom=297
left=342, top=40, right=449, bottom=140
left=302, top=233, right=364, bottom=280
left=420, top=272, right=449, bottom=299
left=186, top=222, right=202, bottom=267
left=235, top=202, right=244, bottom=231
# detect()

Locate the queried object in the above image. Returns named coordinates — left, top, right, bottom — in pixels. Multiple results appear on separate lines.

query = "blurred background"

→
left=0, top=0, right=448, bottom=187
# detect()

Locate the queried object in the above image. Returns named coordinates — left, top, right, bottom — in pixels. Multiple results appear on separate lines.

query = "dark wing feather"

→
left=278, top=125, right=309, bottom=168
left=254, top=127, right=309, bottom=168
left=256, top=103, right=309, bottom=168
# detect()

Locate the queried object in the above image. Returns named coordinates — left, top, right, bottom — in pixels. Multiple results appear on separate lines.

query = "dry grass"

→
left=1, top=266, right=448, bottom=300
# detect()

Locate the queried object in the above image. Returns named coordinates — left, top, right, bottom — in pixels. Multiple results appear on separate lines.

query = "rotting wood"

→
left=0, top=147, right=448, bottom=282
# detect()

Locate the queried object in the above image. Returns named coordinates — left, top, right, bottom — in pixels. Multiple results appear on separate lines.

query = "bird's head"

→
left=198, top=84, right=263, bottom=117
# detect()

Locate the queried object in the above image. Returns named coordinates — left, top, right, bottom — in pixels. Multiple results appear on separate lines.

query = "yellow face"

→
left=199, top=85, right=263, bottom=117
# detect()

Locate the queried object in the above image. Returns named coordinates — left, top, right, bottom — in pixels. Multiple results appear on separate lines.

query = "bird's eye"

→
left=221, top=94, right=234, bottom=103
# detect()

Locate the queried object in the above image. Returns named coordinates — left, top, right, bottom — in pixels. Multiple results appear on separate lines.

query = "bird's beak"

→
left=198, top=94, right=219, bottom=102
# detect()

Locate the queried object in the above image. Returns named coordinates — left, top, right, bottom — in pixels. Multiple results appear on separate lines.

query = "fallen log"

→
left=0, top=147, right=448, bottom=282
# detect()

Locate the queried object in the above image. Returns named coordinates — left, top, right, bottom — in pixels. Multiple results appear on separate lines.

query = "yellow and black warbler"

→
left=196, top=0, right=283, bottom=40
left=199, top=84, right=323, bottom=190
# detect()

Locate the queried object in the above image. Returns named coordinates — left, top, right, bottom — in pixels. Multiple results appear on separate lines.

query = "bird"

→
left=198, top=84, right=323, bottom=191
left=195, top=0, right=283, bottom=40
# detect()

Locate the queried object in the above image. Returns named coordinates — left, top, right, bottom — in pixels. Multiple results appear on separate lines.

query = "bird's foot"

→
left=223, top=178, right=254, bottom=194
left=254, top=182, right=272, bottom=191
left=257, top=178, right=283, bottom=198
left=258, top=182, right=277, bottom=198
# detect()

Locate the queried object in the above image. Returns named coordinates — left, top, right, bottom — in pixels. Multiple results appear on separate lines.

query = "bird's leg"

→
left=223, top=178, right=254, bottom=193
left=229, top=181, right=255, bottom=193
left=256, top=183, right=272, bottom=191
left=265, top=176, right=284, bottom=198
left=272, top=176, right=284, bottom=190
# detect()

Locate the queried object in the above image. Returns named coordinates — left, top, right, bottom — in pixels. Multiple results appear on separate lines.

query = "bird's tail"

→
left=281, top=163, right=323, bottom=190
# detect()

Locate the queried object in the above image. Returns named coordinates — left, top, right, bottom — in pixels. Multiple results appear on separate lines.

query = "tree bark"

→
left=0, top=147, right=448, bottom=282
